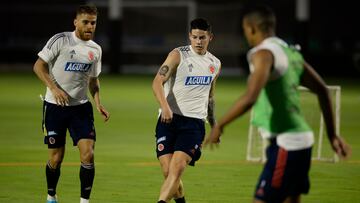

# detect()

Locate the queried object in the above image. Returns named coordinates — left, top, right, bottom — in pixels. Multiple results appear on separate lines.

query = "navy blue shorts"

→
left=155, top=114, right=205, bottom=166
left=254, top=139, right=312, bottom=202
left=42, top=101, right=96, bottom=148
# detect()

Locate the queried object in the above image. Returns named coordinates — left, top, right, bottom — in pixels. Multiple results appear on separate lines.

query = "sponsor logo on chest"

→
left=64, top=62, right=91, bottom=72
left=185, top=76, right=212, bottom=85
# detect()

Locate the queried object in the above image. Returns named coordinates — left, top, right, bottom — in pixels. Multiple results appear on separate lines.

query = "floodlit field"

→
left=0, top=73, right=359, bottom=203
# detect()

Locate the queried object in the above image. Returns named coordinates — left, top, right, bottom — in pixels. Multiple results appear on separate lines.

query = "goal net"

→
left=246, top=86, right=341, bottom=163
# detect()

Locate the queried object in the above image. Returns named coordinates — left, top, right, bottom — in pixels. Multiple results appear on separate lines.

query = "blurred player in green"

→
left=33, top=4, right=109, bottom=203
left=205, top=5, right=351, bottom=203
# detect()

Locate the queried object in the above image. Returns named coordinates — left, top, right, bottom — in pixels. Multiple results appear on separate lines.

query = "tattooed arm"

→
left=152, top=49, right=180, bottom=123
left=207, top=95, right=216, bottom=127
left=207, top=66, right=221, bottom=127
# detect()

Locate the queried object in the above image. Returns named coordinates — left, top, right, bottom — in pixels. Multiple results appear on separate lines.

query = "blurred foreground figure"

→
left=205, top=5, right=350, bottom=203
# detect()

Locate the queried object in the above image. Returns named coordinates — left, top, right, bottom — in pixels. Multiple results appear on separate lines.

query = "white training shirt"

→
left=38, top=31, right=102, bottom=106
left=164, top=45, right=221, bottom=119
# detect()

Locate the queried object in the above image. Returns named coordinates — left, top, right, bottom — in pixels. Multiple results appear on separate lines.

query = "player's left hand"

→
left=97, top=105, right=110, bottom=122
left=204, top=124, right=222, bottom=149
left=331, top=135, right=351, bottom=159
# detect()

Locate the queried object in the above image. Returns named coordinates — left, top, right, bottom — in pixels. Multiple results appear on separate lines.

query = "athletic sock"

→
left=80, top=197, right=90, bottom=203
left=174, top=196, right=186, bottom=203
left=46, top=161, right=60, bottom=196
left=80, top=162, right=95, bottom=199
left=157, top=201, right=166, bottom=203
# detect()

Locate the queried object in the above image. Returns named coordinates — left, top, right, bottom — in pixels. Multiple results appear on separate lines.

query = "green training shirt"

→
left=248, top=37, right=311, bottom=134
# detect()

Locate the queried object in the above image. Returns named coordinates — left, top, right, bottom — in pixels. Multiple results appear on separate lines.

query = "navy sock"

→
left=80, top=162, right=95, bottom=199
left=46, top=161, right=60, bottom=196
left=158, top=201, right=166, bottom=203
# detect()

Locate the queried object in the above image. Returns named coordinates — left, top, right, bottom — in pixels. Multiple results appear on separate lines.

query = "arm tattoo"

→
left=159, top=65, right=169, bottom=76
left=207, top=97, right=216, bottom=127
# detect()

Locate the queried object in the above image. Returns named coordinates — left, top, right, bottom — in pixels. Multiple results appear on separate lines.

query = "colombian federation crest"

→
left=49, top=137, right=56, bottom=145
left=157, top=143, right=164, bottom=152
left=209, top=64, right=215, bottom=74
left=88, top=51, right=94, bottom=61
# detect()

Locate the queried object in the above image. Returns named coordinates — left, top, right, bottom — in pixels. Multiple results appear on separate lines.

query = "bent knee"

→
left=80, top=150, right=94, bottom=163
left=168, top=162, right=187, bottom=178
left=49, top=157, right=63, bottom=168
left=162, top=169, right=170, bottom=178
left=172, top=158, right=188, bottom=171
left=49, top=151, right=64, bottom=168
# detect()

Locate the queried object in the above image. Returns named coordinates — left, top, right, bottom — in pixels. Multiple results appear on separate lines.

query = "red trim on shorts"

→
left=271, top=147, right=288, bottom=188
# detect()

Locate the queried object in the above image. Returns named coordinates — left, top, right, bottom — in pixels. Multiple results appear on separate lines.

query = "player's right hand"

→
left=51, top=87, right=69, bottom=106
left=161, top=107, right=173, bottom=123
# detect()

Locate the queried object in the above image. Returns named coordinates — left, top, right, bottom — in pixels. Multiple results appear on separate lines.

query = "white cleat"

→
left=46, top=194, right=58, bottom=203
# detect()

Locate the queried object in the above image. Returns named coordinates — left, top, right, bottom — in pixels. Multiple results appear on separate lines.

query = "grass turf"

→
left=0, top=73, right=359, bottom=202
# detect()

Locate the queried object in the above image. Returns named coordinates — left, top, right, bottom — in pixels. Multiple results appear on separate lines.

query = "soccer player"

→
left=33, top=4, right=110, bottom=203
left=205, top=5, right=351, bottom=203
left=152, top=18, right=221, bottom=203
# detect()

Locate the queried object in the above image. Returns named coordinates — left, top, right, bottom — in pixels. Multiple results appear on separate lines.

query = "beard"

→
left=79, top=30, right=94, bottom=41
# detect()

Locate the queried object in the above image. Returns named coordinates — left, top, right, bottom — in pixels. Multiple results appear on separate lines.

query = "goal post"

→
left=246, top=85, right=341, bottom=163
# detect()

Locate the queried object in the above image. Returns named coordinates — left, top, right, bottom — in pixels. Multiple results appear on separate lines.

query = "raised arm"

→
left=89, top=77, right=110, bottom=122
left=300, top=61, right=350, bottom=158
left=152, top=49, right=180, bottom=123
left=33, top=57, right=69, bottom=106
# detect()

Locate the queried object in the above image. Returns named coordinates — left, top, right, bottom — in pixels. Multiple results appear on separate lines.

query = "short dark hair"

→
left=76, top=4, right=98, bottom=16
left=190, top=18, right=212, bottom=33
left=242, top=5, right=276, bottom=33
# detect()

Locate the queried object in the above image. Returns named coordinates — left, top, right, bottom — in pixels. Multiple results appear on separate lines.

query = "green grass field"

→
left=0, top=73, right=359, bottom=203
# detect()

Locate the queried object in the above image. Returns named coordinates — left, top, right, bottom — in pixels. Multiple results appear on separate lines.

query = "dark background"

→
left=1, top=0, right=359, bottom=77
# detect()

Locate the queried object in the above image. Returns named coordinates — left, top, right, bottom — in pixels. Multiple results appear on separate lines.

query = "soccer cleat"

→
left=47, top=194, right=58, bottom=203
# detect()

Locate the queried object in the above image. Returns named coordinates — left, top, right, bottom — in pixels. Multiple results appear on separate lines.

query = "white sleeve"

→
left=262, top=44, right=288, bottom=79
left=37, top=33, right=66, bottom=63
left=90, top=47, right=102, bottom=77
left=247, top=43, right=288, bottom=78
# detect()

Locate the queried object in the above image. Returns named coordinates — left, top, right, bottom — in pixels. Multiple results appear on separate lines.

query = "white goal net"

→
left=246, top=86, right=341, bottom=163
